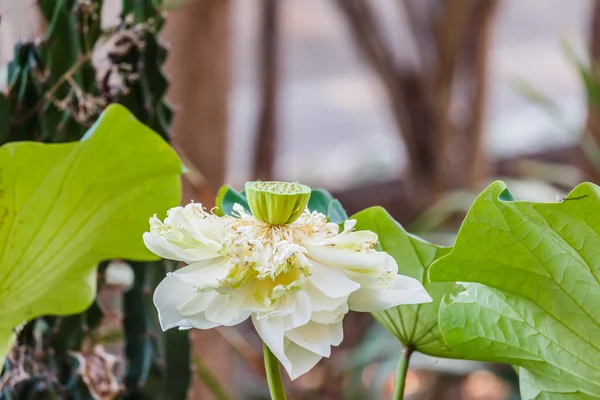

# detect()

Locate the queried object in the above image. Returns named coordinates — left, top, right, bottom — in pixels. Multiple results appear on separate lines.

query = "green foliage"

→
left=3, top=0, right=105, bottom=143
left=352, top=207, right=457, bottom=358
left=307, top=189, right=347, bottom=223
left=215, top=185, right=249, bottom=216
left=216, top=185, right=348, bottom=222
left=0, top=0, right=190, bottom=397
left=0, top=104, right=181, bottom=389
left=117, top=0, right=172, bottom=139
left=429, top=181, right=600, bottom=399
left=123, top=261, right=191, bottom=400
left=561, top=38, right=600, bottom=112
left=112, top=2, right=192, bottom=398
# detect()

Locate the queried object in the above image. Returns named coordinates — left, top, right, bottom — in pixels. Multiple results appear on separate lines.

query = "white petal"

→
left=252, top=315, right=292, bottom=373
left=341, top=254, right=400, bottom=289
left=285, top=321, right=343, bottom=357
left=170, top=257, right=230, bottom=290
left=153, top=275, right=219, bottom=330
left=283, top=340, right=324, bottom=380
left=257, top=293, right=295, bottom=319
left=306, top=245, right=389, bottom=273
left=304, top=228, right=377, bottom=250
left=305, top=283, right=347, bottom=312
left=204, top=293, right=251, bottom=326
left=178, top=291, right=217, bottom=315
left=311, top=303, right=347, bottom=324
left=329, top=321, right=344, bottom=346
left=305, top=246, right=396, bottom=290
left=308, top=263, right=360, bottom=299
left=177, top=323, right=194, bottom=330
left=278, top=291, right=312, bottom=331
left=253, top=316, right=329, bottom=380
left=143, top=231, right=220, bottom=264
left=348, top=274, right=432, bottom=312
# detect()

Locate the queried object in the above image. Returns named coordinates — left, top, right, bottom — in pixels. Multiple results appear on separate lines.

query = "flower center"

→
left=215, top=208, right=335, bottom=307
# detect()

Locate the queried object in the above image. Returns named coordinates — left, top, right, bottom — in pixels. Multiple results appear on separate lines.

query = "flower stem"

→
left=392, top=346, right=414, bottom=400
left=263, top=343, right=287, bottom=400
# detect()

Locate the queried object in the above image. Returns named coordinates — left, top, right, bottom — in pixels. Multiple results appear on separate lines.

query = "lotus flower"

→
left=146, top=181, right=431, bottom=379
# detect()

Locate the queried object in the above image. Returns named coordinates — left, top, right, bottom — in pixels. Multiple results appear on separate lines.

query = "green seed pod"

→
left=245, top=181, right=311, bottom=225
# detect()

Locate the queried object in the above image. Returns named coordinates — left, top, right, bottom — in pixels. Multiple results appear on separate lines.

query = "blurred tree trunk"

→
left=253, top=0, right=279, bottom=181
left=331, top=3, right=499, bottom=395
left=337, top=0, right=499, bottom=224
left=162, top=0, right=232, bottom=398
left=164, top=0, right=230, bottom=196
left=584, top=0, right=600, bottom=181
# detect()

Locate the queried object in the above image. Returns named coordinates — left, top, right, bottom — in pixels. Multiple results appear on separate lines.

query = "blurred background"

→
left=0, top=0, right=597, bottom=398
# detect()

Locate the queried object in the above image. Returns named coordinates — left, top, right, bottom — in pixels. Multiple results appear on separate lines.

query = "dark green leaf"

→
left=215, top=185, right=248, bottom=216
left=327, top=199, right=347, bottom=224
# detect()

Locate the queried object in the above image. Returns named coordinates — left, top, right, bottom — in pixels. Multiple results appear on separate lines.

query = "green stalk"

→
left=192, top=356, right=233, bottom=400
left=263, top=343, right=287, bottom=400
left=392, top=346, right=413, bottom=400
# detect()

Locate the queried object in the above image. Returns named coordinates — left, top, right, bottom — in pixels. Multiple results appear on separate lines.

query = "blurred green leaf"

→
left=509, top=77, right=562, bottom=115
left=0, top=104, right=182, bottom=364
left=352, top=207, right=457, bottom=358
left=430, top=181, right=600, bottom=399
left=562, top=38, right=600, bottom=111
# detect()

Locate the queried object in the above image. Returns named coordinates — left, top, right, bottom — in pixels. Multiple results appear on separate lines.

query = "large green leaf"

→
left=0, top=104, right=182, bottom=363
left=352, top=207, right=457, bottom=358
left=429, top=181, right=600, bottom=399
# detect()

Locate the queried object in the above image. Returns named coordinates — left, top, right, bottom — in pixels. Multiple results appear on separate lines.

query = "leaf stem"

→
left=263, top=343, right=287, bottom=400
left=392, top=346, right=414, bottom=400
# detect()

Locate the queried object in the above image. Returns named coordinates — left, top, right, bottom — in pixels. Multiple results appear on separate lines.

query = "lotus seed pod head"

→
left=245, top=181, right=311, bottom=225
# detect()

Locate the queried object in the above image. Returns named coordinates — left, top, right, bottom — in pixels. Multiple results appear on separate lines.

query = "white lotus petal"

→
left=144, top=203, right=227, bottom=263
left=305, top=244, right=393, bottom=278
left=279, top=290, right=312, bottom=331
left=143, top=231, right=219, bottom=263
left=205, top=293, right=252, bottom=326
left=285, top=321, right=343, bottom=357
left=304, top=228, right=377, bottom=250
left=308, top=263, right=360, bottom=299
left=304, top=283, right=347, bottom=313
left=170, top=257, right=230, bottom=290
left=329, top=321, right=343, bottom=346
left=283, top=340, right=324, bottom=381
left=177, top=323, right=194, bottom=330
left=311, top=303, right=347, bottom=324
left=178, top=291, right=217, bottom=316
left=153, top=275, right=219, bottom=330
left=348, top=274, right=432, bottom=312
left=342, top=253, right=399, bottom=289
left=252, top=315, right=292, bottom=372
